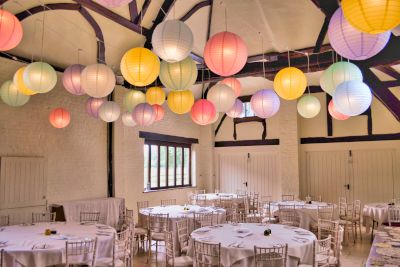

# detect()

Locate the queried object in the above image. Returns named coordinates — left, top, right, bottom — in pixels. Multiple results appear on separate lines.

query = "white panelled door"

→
left=218, top=151, right=280, bottom=198
left=304, top=149, right=396, bottom=205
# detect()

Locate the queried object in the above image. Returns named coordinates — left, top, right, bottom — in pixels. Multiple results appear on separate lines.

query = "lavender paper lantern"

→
left=122, top=111, right=136, bottom=127
left=250, top=89, right=280, bottom=118
left=132, top=103, right=156, bottom=126
left=86, top=97, right=106, bottom=118
left=62, top=64, right=85, bottom=95
left=226, top=99, right=243, bottom=118
left=328, top=8, right=391, bottom=60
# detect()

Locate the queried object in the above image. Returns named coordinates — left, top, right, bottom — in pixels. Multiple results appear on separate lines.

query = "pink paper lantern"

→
left=86, top=97, right=106, bottom=118
left=220, top=77, right=241, bottom=97
left=133, top=103, right=156, bottom=126
left=204, top=31, right=248, bottom=77
left=250, top=89, right=280, bottom=118
left=328, top=100, right=350, bottom=120
left=62, top=64, right=85, bottom=95
left=191, top=99, right=216, bottom=125
left=49, top=108, right=70, bottom=128
left=328, top=8, right=391, bottom=60
left=94, top=0, right=133, bottom=8
left=0, top=10, right=23, bottom=51
left=152, top=104, right=165, bottom=121
left=226, top=99, right=243, bottom=118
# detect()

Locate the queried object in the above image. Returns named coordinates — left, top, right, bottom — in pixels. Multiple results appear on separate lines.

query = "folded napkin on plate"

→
left=197, top=236, right=213, bottom=242
left=236, top=232, right=253, bottom=238
left=229, top=241, right=244, bottom=248
left=193, top=229, right=210, bottom=234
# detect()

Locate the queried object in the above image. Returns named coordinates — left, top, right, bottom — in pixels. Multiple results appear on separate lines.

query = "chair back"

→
left=353, top=200, right=361, bottom=219
left=248, top=193, right=259, bottom=214
left=315, top=235, right=331, bottom=267
left=125, top=208, right=134, bottom=218
left=194, top=212, right=214, bottom=229
left=217, top=196, right=233, bottom=209
left=0, top=215, right=9, bottom=227
left=281, top=195, right=294, bottom=201
left=388, top=206, right=400, bottom=226
left=114, top=228, right=131, bottom=263
left=278, top=205, right=299, bottom=227
left=164, top=231, right=175, bottom=266
left=32, top=212, right=56, bottom=223
left=193, top=240, right=221, bottom=267
left=259, top=201, right=272, bottom=218
left=137, top=201, right=150, bottom=210
left=245, top=214, right=263, bottom=223
left=317, top=219, right=341, bottom=262
left=65, top=238, right=97, bottom=266
left=317, top=205, right=334, bottom=220
left=79, top=212, right=100, bottom=223
left=176, top=219, right=189, bottom=250
left=338, top=197, right=348, bottom=219
left=254, top=244, right=288, bottom=267
left=196, top=195, right=208, bottom=207
left=161, top=199, right=176, bottom=206
left=195, top=189, right=206, bottom=195
left=148, top=213, right=169, bottom=233
left=0, top=249, right=3, bottom=267
left=226, top=210, right=246, bottom=223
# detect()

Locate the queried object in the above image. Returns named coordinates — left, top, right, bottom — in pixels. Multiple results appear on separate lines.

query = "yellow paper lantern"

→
left=167, top=90, right=194, bottom=114
left=273, top=67, right=307, bottom=100
left=342, top=0, right=400, bottom=34
left=146, top=86, right=166, bottom=105
left=13, top=67, right=37, bottom=96
left=120, top=47, right=160, bottom=87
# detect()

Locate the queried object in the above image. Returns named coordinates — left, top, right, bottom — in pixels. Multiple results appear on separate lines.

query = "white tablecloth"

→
left=270, top=201, right=338, bottom=230
left=192, top=193, right=244, bottom=205
left=190, top=223, right=315, bottom=267
left=53, top=197, right=124, bottom=227
left=139, top=205, right=226, bottom=254
left=363, top=203, right=393, bottom=233
left=0, top=222, right=115, bottom=267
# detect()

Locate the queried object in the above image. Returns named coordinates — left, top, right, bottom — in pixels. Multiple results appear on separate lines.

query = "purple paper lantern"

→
left=94, top=0, right=132, bottom=8
left=86, top=97, right=106, bottom=118
left=132, top=103, right=156, bottom=126
left=63, top=64, right=85, bottom=95
left=328, top=8, right=391, bottom=60
left=226, top=99, right=243, bottom=118
left=250, top=89, right=280, bottom=119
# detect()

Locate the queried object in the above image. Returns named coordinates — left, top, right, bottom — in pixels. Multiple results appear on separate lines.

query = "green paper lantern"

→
left=123, top=90, right=146, bottom=112
left=159, top=57, right=197, bottom=90
left=320, top=62, right=363, bottom=96
left=0, top=80, right=30, bottom=107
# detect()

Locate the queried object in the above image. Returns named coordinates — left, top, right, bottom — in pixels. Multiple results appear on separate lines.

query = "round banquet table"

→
left=139, top=205, right=226, bottom=253
left=0, top=222, right=115, bottom=267
left=189, top=223, right=316, bottom=267
left=269, top=201, right=338, bottom=230
left=363, top=203, right=392, bottom=233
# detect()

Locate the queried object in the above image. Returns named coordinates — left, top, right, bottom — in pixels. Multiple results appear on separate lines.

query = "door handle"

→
left=344, top=184, right=350, bottom=190
left=243, top=182, right=248, bottom=187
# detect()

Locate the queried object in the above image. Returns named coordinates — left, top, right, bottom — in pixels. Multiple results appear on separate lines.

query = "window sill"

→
left=143, top=186, right=196, bottom=193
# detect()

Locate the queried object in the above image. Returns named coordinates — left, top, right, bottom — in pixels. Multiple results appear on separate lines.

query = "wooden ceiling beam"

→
left=180, top=0, right=211, bottom=22
left=128, top=1, right=138, bottom=22
left=374, top=65, right=400, bottom=80
left=134, top=0, right=151, bottom=25
left=310, top=0, right=338, bottom=52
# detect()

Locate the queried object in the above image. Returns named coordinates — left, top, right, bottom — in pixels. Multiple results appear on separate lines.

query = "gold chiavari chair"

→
left=193, top=240, right=221, bottom=267
left=147, top=213, right=169, bottom=262
left=194, top=212, right=214, bottom=229
left=32, top=212, right=56, bottom=223
left=65, top=238, right=98, bottom=267
left=388, top=206, right=400, bottom=226
left=310, top=204, right=335, bottom=234
left=96, top=228, right=132, bottom=267
left=161, top=199, right=177, bottom=206
left=278, top=204, right=300, bottom=227
left=79, top=212, right=100, bottom=223
left=176, top=219, right=190, bottom=255
left=254, top=244, right=288, bottom=267
left=0, top=215, right=9, bottom=227
left=135, top=201, right=150, bottom=250
left=245, top=214, right=263, bottom=223
left=298, top=236, right=331, bottom=267
left=318, top=219, right=341, bottom=266
left=165, top=231, right=193, bottom=266
left=281, top=194, right=294, bottom=202
left=196, top=195, right=208, bottom=207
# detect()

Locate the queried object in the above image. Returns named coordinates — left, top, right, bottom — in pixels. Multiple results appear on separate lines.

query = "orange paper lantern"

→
left=49, top=108, right=71, bottom=128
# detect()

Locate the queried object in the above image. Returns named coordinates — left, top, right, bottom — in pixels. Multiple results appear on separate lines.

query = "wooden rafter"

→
left=310, top=0, right=338, bottom=52
left=128, top=1, right=138, bottom=22
left=375, top=65, right=400, bottom=80
left=180, top=0, right=212, bottom=22
left=134, top=0, right=151, bottom=25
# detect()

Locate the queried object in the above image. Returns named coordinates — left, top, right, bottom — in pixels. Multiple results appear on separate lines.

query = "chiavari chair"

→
left=32, top=212, right=56, bottom=223
left=298, top=235, right=331, bottom=267
left=194, top=212, right=214, bottom=229
left=278, top=204, right=300, bottom=227
left=281, top=194, right=294, bottom=202
left=96, top=228, right=132, bottom=267
left=79, top=212, right=100, bottom=223
left=254, top=244, right=288, bottom=267
left=161, top=199, right=177, bottom=206
left=388, top=206, right=400, bottom=226
left=193, top=240, right=221, bottom=267
left=318, top=219, right=341, bottom=266
left=0, top=215, right=9, bottom=227
left=176, top=219, right=190, bottom=255
left=165, top=231, right=193, bottom=266
left=147, top=213, right=169, bottom=262
left=65, top=238, right=98, bottom=267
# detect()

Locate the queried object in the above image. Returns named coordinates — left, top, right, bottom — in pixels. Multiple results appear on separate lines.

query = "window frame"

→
left=144, top=140, right=192, bottom=191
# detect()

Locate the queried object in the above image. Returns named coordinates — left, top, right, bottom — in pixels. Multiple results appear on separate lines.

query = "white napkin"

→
left=236, top=232, right=253, bottom=238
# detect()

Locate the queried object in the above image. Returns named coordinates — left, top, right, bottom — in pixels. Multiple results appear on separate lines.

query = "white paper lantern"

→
left=152, top=20, right=194, bottom=63
left=99, top=101, right=120, bottom=122
left=122, top=111, right=136, bottom=127
left=320, top=62, right=363, bottom=96
left=297, top=95, right=321, bottom=118
left=23, top=62, right=57, bottom=93
left=207, top=84, right=236, bottom=112
left=81, top=64, right=116, bottom=98
left=0, top=80, right=30, bottom=107
left=333, top=80, right=372, bottom=116
left=250, top=89, right=280, bottom=118
left=226, top=99, right=243, bottom=118
left=123, top=90, right=146, bottom=112
left=132, top=103, right=156, bottom=126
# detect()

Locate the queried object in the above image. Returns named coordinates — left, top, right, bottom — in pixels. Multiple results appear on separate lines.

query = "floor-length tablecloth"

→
left=53, top=197, right=124, bottom=227
left=0, top=222, right=115, bottom=267
left=363, top=203, right=391, bottom=233
left=189, top=223, right=315, bottom=267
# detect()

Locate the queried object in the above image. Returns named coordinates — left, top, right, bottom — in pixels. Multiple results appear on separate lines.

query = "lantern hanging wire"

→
left=306, top=53, right=310, bottom=94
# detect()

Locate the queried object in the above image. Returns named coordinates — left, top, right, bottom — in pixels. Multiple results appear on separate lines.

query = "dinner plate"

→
left=235, top=228, right=250, bottom=234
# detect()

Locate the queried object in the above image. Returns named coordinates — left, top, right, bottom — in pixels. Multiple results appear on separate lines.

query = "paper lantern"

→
left=133, top=103, right=156, bottom=126
left=49, top=108, right=70, bottom=128
left=153, top=104, right=165, bottom=121
left=328, top=8, right=391, bottom=60
left=23, top=62, right=57, bottom=93
left=81, top=64, right=115, bottom=98
left=62, top=64, right=86, bottom=95
left=86, top=97, right=106, bottom=118
left=94, top=0, right=133, bottom=8
left=13, top=67, right=36, bottom=96
left=333, top=80, right=372, bottom=116
left=297, top=95, right=321, bottom=118
left=167, top=90, right=194, bottom=114
left=190, top=99, right=216, bottom=125
left=204, top=31, right=248, bottom=77
left=159, top=57, right=197, bottom=90
left=328, top=100, right=350, bottom=120
left=320, top=62, right=363, bottom=96
left=152, top=20, right=194, bottom=63
left=146, top=86, right=165, bottom=105
left=99, top=101, right=120, bottom=122
left=207, top=84, right=236, bottom=112
left=220, top=77, right=241, bottom=97
left=122, top=111, right=136, bottom=127
left=342, top=0, right=400, bottom=34
left=250, top=89, right=280, bottom=118
left=0, top=9, right=23, bottom=51
left=123, top=90, right=145, bottom=112
left=209, top=112, right=219, bottom=124
left=0, top=80, right=30, bottom=107
left=120, top=47, right=160, bottom=87
left=274, top=67, right=307, bottom=100
left=226, top=99, right=243, bottom=118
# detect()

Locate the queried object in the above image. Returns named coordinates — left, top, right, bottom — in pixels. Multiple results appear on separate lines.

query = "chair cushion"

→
left=95, top=257, right=124, bottom=267
left=168, top=256, right=193, bottom=267
left=150, top=232, right=165, bottom=241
